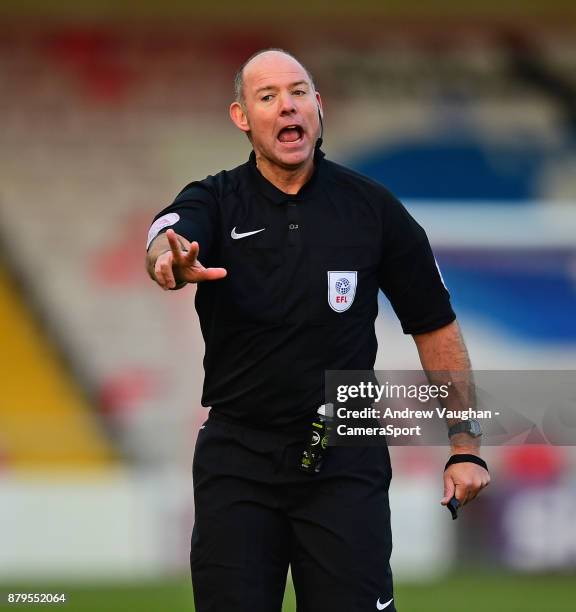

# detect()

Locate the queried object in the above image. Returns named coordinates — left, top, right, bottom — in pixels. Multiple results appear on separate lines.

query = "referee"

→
left=146, top=49, right=490, bottom=612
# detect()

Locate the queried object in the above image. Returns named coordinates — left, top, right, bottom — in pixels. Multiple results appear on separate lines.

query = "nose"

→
left=278, top=91, right=296, bottom=115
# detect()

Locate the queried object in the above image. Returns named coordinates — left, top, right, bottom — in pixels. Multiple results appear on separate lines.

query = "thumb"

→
left=200, top=267, right=228, bottom=281
left=441, top=474, right=455, bottom=506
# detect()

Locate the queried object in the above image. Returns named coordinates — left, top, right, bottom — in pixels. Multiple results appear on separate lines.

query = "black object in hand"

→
left=447, top=496, right=460, bottom=520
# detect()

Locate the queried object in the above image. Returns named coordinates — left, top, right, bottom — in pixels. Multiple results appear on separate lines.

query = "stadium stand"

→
left=0, top=263, right=114, bottom=469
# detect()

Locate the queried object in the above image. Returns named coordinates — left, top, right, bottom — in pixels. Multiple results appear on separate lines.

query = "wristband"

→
left=444, top=453, right=488, bottom=472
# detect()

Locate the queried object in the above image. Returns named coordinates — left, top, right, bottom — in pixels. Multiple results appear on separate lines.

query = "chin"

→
left=275, top=146, right=313, bottom=168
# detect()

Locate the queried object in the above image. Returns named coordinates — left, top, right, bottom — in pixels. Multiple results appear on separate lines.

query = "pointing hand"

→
left=154, top=229, right=227, bottom=290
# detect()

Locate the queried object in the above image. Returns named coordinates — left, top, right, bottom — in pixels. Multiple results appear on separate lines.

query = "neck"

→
left=255, top=153, right=315, bottom=195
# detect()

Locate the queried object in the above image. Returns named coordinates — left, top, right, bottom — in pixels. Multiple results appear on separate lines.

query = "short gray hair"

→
left=233, top=48, right=316, bottom=107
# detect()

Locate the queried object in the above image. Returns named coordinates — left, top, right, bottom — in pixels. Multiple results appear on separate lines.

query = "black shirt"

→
left=148, top=149, right=455, bottom=428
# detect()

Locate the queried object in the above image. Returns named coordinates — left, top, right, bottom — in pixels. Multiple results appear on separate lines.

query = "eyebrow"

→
left=255, top=80, right=309, bottom=94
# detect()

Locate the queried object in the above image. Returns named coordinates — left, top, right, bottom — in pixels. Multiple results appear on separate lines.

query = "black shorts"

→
left=190, top=412, right=396, bottom=612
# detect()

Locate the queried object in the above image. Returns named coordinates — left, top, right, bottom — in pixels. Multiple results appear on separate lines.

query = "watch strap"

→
left=448, top=421, right=468, bottom=437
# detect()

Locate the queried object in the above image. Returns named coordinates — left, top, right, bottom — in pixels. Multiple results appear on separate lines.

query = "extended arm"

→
left=413, top=321, right=490, bottom=507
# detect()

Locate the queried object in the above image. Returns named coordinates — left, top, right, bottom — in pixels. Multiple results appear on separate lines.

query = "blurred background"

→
left=0, top=1, right=575, bottom=610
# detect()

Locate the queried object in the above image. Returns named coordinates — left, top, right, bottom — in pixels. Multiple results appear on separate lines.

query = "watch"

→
left=448, top=419, right=483, bottom=439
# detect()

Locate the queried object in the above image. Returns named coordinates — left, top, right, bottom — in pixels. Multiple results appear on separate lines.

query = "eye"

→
left=293, top=89, right=306, bottom=96
left=261, top=94, right=274, bottom=102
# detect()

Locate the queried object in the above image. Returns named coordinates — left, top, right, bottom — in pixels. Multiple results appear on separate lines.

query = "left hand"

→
left=441, top=458, right=490, bottom=507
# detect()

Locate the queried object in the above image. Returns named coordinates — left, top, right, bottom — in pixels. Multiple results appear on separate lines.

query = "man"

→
left=146, top=49, right=490, bottom=612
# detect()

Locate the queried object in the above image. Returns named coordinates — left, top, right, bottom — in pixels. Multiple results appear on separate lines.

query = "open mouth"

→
left=277, top=125, right=304, bottom=144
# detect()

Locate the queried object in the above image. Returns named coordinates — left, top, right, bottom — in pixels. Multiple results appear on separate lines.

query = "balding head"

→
left=229, top=48, right=323, bottom=174
left=234, top=48, right=316, bottom=108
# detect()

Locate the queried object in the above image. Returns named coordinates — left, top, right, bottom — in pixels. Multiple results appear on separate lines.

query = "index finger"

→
left=166, top=229, right=185, bottom=263
left=454, top=483, right=470, bottom=506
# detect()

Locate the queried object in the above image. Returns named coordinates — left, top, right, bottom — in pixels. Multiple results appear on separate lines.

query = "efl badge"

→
left=328, top=271, right=357, bottom=312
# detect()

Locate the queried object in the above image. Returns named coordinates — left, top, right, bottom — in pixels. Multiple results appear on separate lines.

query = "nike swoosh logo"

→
left=376, top=598, right=393, bottom=610
left=231, top=226, right=266, bottom=240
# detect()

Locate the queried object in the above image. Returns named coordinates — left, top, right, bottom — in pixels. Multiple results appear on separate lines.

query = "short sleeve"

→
left=378, top=197, right=455, bottom=335
left=146, top=181, right=218, bottom=260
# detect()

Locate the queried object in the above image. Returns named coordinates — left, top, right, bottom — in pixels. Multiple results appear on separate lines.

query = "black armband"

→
left=444, top=453, right=488, bottom=472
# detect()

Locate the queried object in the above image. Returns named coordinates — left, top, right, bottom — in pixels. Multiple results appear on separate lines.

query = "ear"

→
left=229, top=102, right=250, bottom=133
left=315, top=91, right=324, bottom=118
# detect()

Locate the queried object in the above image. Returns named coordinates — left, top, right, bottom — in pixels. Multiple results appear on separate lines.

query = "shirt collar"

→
left=247, top=147, right=325, bottom=205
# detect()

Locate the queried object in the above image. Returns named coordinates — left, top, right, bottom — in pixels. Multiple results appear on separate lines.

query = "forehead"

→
left=243, top=53, right=311, bottom=92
